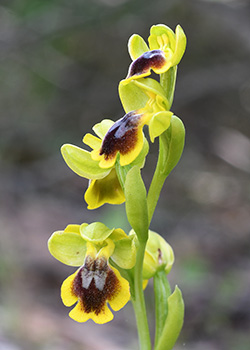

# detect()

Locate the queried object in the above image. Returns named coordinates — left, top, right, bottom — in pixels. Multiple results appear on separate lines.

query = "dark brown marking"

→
left=127, top=50, right=166, bottom=78
left=158, top=248, right=163, bottom=264
left=100, top=111, right=142, bottom=161
left=73, top=256, right=120, bottom=315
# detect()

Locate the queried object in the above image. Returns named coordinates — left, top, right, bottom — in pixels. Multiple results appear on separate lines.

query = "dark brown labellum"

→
left=100, top=111, right=142, bottom=161
left=127, top=50, right=166, bottom=78
left=73, top=256, right=120, bottom=315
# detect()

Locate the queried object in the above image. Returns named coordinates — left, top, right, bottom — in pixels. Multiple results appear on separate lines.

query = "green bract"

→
left=159, top=115, right=186, bottom=177
left=125, top=166, right=148, bottom=243
left=155, top=286, right=185, bottom=350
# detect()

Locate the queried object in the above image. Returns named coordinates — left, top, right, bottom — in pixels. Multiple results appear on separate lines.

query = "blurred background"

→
left=1, top=0, right=250, bottom=349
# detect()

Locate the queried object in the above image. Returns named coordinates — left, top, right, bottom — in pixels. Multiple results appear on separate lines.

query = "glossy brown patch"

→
left=127, top=50, right=166, bottom=78
left=73, top=256, right=120, bottom=315
left=100, top=111, right=142, bottom=160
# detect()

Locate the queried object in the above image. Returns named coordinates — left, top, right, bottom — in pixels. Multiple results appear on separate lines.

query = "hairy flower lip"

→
left=72, top=255, right=120, bottom=315
left=126, top=49, right=166, bottom=79
left=61, top=254, right=131, bottom=323
left=99, top=111, right=143, bottom=161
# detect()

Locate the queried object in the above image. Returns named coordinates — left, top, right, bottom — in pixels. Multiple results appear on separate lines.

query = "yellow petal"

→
left=93, top=119, right=114, bottom=139
left=69, top=301, right=114, bottom=324
left=64, top=224, right=81, bottom=235
left=84, top=168, right=125, bottom=210
left=122, top=71, right=151, bottom=85
left=90, top=304, right=114, bottom=324
left=90, top=148, right=103, bottom=162
left=98, top=155, right=117, bottom=169
left=69, top=302, right=91, bottom=323
left=83, top=133, right=102, bottom=150
left=153, top=59, right=172, bottom=74
left=108, top=267, right=130, bottom=312
left=61, top=271, right=78, bottom=307
left=119, top=126, right=144, bottom=166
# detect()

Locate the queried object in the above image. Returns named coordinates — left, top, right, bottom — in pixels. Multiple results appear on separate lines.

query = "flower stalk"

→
left=132, top=240, right=152, bottom=350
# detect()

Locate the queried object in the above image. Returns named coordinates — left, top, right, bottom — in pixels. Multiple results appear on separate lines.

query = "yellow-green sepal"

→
left=119, top=78, right=170, bottom=113
left=128, top=34, right=149, bottom=60
left=112, top=234, right=137, bottom=269
left=118, top=79, right=149, bottom=113
left=48, top=227, right=87, bottom=266
left=92, top=119, right=114, bottom=139
left=125, top=165, right=148, bottom=242
left=80, top=222, right=114, bottom=242
left=171, top=25, right=187, bottom=67
left=148, top=111, right=173, bottom=143
left=61, top=144, right=111, bottom=180
left=155, top=286, right=185, bottom=350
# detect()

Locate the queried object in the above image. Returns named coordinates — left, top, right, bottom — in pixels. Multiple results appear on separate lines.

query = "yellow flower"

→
left=61, top=118, right=148, bottom=209
left=123, top=24, right=186, bottom=84
left=48, top=222, right=136, bottom=323
left=61, top=254, right=130, bottom=324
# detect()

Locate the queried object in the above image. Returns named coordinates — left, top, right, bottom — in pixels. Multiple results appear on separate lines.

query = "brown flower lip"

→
left=73, top=256, right=120, bottom=315
left=99, top=111, right=142, bottom=161
left=127, top=49, right=166, bottom=78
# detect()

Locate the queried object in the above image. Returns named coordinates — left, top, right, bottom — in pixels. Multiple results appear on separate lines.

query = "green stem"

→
left=147, top=67, right=178, bottom=224
left=147, top=135, right=168, bottom=225
left=131, top=241, right=152, bottom=350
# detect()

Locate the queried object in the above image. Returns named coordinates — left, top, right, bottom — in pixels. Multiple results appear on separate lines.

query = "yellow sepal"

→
left=108, top=267, right=130, bottom=312
left=61, top=271, right=78, bottom=307
left=69, top=301, right=114, bottom=324
left=84, top=168, right=125, bottom=209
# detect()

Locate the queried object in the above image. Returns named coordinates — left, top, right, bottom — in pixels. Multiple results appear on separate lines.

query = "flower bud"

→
left=143, top=230, right=174, bottom=279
